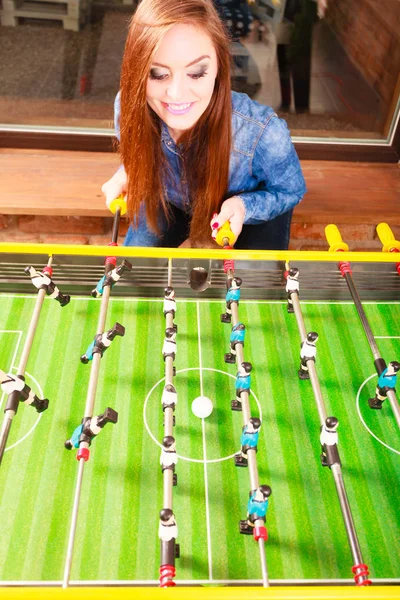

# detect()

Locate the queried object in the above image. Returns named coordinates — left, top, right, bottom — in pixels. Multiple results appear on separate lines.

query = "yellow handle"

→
left=109, top=195, right=127, bottom=216
left=376, top=222, right=400, bottom=252
left=325, top=224, right=349, bottom=252
left=215, top=220, right=236, bottom=247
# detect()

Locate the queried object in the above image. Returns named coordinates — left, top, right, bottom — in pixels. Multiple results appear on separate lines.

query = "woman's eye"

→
left=149, top=70, right=169, bottom=81
left=188, top=71, right=208, bottom=80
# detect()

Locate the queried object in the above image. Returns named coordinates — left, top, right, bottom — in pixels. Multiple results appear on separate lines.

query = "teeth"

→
left=168, top=103, right=191, bottom=110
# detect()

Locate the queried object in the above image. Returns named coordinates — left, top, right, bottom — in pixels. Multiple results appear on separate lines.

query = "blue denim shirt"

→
left=114, top=90, right=306, bottom=225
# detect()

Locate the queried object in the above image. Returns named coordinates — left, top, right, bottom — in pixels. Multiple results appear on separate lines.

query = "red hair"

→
left=119, top=0, right=232, bottom=244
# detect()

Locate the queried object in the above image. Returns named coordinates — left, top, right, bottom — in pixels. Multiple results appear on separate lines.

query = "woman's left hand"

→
left=210, top=196, right=245, bottom=242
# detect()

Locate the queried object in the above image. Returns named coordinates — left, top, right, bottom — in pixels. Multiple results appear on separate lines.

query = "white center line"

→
left=196, top=301, right=213, bottom=581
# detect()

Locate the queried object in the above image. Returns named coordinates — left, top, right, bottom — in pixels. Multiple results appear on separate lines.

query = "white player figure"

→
left=160, top=436, right=178, bottom=472
left=158, top=509, right=178, bottom=542
left=162, top=328, right=177, bottom=361
left=298, top=331, right=318, bottom=379
left=161, top=384, right=178, bottom=411
left=320, top=416, right=340, bottom=468
left=163, top=287, right=176, bottom=317
left=285, top=267, right=299, bottom=313
left=0, top=369, right=49, bottom=412
left=25, top=266, right=70, bottom=307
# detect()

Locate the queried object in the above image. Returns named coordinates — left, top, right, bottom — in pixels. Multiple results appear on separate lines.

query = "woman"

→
left=102, top=0, right=306, bottom=249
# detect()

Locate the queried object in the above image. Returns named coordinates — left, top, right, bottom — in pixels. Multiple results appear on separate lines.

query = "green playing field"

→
left=0, top=294, right=399, bottom=585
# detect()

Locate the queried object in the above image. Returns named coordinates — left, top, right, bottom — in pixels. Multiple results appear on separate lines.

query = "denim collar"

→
left=161, top=121, right=181, bottom=156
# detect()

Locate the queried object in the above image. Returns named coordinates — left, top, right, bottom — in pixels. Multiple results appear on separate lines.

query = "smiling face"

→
left=146, top=23, right=218, bottom=142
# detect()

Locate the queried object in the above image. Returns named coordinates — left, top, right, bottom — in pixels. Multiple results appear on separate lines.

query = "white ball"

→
left=191, top=396, right=213, bottom=419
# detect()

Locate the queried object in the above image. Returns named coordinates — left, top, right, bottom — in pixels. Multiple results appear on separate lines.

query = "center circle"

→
left=143, top=367, right=262, bottom=464
left=356, top=373, right=400, bottom=455
left=3, top=369, right=43, bottom=453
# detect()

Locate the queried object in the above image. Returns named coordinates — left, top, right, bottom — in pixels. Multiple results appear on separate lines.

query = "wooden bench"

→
left=1, top=148, right=399, bottom=249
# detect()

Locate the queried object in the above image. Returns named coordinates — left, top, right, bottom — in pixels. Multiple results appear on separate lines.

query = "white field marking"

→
left=356, top=374, right=400, bottom=455
left=4, top=368, right=43, bottom=452
left=375, top=336, right=400, bottom=339
left=3, top=294, right=399, bottom=306
left=196, top=301, right=213, bottom=582
left=143, top=368, right=262, bottom=463
left=2, top=578, right=400, bottom=586
left=0, top=330, right=23, bottom=410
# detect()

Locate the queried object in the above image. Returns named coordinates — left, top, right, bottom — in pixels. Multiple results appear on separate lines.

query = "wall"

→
left=326, top=0, right=400, bottom=114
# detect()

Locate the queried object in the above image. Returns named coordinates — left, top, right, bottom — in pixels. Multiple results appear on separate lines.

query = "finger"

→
left=228, top=213, right=244, bottom=238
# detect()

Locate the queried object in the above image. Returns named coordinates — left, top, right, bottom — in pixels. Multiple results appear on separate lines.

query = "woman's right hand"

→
left=101, top=168, right=128, bottom=210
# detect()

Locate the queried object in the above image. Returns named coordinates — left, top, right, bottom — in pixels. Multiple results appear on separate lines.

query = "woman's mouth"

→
left=162, top=102, right=194, bottom=115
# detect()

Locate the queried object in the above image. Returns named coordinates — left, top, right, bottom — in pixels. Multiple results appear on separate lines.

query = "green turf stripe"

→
left=315, top=303, right=400, bottom=577
left=39, top=298, right=97, bottom=581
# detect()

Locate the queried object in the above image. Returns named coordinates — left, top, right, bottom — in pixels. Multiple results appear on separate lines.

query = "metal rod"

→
left=0, top=256, right=52, bottom=464
left=331, top=464, right=363, bottom=565
left=111, top=207, right=121, bottom=244
left=344, top=273, right=380, bottom=359
left=342, top=271, right=400, bottom=429
left=0, top=413, right=14, bottom=464
left=290, top=286, right=369, bottom=584
left=228, top=275, right=269, bottom=587
left=62, top=457, right=86, bottom=588
left=63, top=275, right=113, bottom=587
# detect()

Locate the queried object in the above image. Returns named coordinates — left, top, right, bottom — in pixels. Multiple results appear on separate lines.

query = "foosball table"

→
left=0, top=225, right=399, bottom=600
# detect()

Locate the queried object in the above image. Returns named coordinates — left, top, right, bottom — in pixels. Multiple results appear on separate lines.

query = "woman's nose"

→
left=166, top=75, right=185, bottom=101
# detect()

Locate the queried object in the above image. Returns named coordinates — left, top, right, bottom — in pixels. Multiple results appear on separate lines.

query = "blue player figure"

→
left=368, top=361, right=400, bottom=409
left=225, top=322, right=246, bottom=364
left=232, top=361, right=252, bottom=411
left=65, top=407, right=118, bottom=449
left=25, top=265, right=70, bottom=307
left=235, top=417, right=261, bottom=467
left=0, top=369, right=49, bottom=413
left=221, top=277, right=242, bottom=323
left=285, top=267, right=299, bottom=313
left=239, top=484, right=272, bottom=535
left=80, top=322, right=125, bottom=364
left=91, top=259, right=132, bottom=298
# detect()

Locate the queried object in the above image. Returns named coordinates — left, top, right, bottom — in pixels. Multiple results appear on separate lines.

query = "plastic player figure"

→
left=298, top=331, right=318, bottom=380
left=235, top=417, right=261, bottom=467
left=160, top=436, right=178, bottom=473
left=161, top=383, right=177, bottom=411
left=225, top=322, right=246, bottom=364
left=65, top=407, right=118, bottom=449
left=91, top=259, right=132, bottom=298
left=232, top=361, right=252, bottom=411
left=285, top=267, right=299, bottom=313
left=0, top=370, right=49, bottom=413
left=80, top=322, right=125, bottom=363
left=158, top=508, right=178, bottom=542
left=221, top=277, right=242, bottom=323
left=163, top=287, right=176, bottom=317
left=368, top=361, right=400, bottom=409
left=239, top=485, right=272, bottom=535
left=25, top=266, right=70, bottom=307
left=320, top=416, right=341, bottom=467
left=163, top=328, right=177, bottom=361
